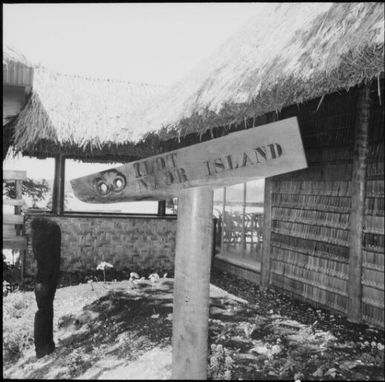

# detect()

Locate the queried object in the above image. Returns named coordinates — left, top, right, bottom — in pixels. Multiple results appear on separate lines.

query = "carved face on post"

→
left=93, top=169, right=127, bottom=197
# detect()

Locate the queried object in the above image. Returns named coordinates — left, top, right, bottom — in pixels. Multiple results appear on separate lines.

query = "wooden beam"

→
left=261, top=177, right=272, bottom=287
left=52, top=154, right=66, bottom=215
left=3, top=225, right=17, bottom=237
left=172, top=187, right=213, bottom=380
left=3, top=170, right=27, bottom=181
left=2, top=236, right=27, bottom=250
left=157, top=200, right=166, bottom=216
left=3, top=214, right=24, bottom=225
left=347, top=85, right=370, bottom=323
left=3, top=198, right=24, bottom=206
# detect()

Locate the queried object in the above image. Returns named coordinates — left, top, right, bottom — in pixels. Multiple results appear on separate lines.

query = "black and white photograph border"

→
left=3, top=2, right=384, bottom=380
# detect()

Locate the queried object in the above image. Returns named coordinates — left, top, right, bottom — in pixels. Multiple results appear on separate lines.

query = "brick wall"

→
left=24, top=212, right=177, bottom=285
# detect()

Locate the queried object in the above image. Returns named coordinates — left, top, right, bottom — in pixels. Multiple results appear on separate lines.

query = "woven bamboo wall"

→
left=362, top=80, right=384, bottom=327
left=269, top=81, right=384, bottom=327
left=23, top=213, right=177, bottom=284
left=269, top=89, right=357, bottom=316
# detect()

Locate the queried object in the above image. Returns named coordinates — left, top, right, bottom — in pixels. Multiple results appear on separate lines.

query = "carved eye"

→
left=113, top=176, right=126, bottom=192
left=96, top=180, right=110, bottom=195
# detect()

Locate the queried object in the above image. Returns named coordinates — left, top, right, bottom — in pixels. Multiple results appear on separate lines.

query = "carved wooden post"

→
left=261, top=177, right=272, bottom=287
left=52, top=154, right=66, bottom=215
left=172, top=187, right=213, bottom=380
left=348, top=85, right=370, bottom=323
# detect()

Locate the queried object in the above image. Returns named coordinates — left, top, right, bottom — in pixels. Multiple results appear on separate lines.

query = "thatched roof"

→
left=3, top=45, right=34, bottom=87
left=128, top=2, right=384, bottom=142
left=9, top=2, right=384, bottom=160
left=8, top=67, right=166, bottom=160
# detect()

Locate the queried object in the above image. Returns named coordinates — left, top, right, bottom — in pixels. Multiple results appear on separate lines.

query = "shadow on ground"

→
left=3, top=275, right=385, bottom=380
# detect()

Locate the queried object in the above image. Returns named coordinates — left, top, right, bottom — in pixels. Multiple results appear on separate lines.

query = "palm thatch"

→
left=128, top=2, right=384, bottom=142
left=3, top=45, right=34, bottom=87
left=8, top=67, right=166, bottom=160
left=8, top=2, right=384, bottom=160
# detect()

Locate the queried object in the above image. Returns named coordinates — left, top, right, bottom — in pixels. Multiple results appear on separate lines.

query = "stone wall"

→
left=24, top=212, right=177, bottom=285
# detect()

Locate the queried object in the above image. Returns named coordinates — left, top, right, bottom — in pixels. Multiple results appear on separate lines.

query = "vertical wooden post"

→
left=158, top=200, right=166, bottom=216
left=261, top=177, right=272, bottom=287
left=52, top=154, right=66, bottom=215
left=15, top=179, right=24, bottom=287
left=172, top=187, right=213, bottom=380
left=348, top=85, right=370, bottom=323
left=15, top=179, right=23, bottom=233
left=242, top=182, right=247, bottom=250
left=221, top=187, right=226, bottom=251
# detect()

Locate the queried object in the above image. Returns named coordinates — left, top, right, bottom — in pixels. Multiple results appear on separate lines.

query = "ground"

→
left=3, top=269, right=384, bottom=380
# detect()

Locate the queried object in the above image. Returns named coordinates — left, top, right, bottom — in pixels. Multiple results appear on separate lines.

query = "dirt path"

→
left=3, top=274, right=384, bottom=380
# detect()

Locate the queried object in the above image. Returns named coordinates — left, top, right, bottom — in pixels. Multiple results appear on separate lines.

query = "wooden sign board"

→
left=70, top=117, right=307, bottom=203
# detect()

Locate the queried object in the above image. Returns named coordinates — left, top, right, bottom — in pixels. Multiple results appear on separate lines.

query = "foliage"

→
left=166, top=198, right=178, bottom=214
left=3, top=178, right=50, bottom=207
left=3, top=254, right=22, bottom=294
left=3, top=291, right=35, bottom=361
left=96, top=261, right=114, bottom=283
left=208, top=344, right=234, bottom=380
left=45, top=191, right=71, bottom=210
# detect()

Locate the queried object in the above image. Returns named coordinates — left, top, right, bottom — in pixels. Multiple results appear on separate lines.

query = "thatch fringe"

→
left=271, top=259, right=347, bottom=293
left=272, top=220, right=349, bottom=246
left=8, top=67, right=165, bottom=158
left=365, top=179, right=384, bottom=196
left=362, top=303, right=384, bottom=327
left=272, top=180, right=352, bottom=197
left=131, top=3, right=384, bottom=143
left=363, top=233, right=384, bottom=252
left=272, top=193, right=352, bottom=213
left=272, top=207, right=350, bottom=229
left=363, top=249, right=385, bottom=270
left=271, top=232, right=349, bottom=261
left=271, top=246, right=348, bottom=279
left=8, top=3, right=384, bottom=158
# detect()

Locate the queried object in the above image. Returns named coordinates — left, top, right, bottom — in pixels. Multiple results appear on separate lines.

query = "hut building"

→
left=5, top=2, right=384, bottom=329
left=3, top=45, right=34, bottom=158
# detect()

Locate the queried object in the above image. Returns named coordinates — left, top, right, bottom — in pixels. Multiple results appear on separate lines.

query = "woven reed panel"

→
left=23, top=214, right=177, bottom=282
left=269, top=89, right=357, bottom=315
left=362, top=80, right=384, bottom=328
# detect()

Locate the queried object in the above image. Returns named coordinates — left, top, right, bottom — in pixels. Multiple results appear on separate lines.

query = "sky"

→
left=3, top=3, right=262, bottom=86
left=3, top=3, right=265, bottom=182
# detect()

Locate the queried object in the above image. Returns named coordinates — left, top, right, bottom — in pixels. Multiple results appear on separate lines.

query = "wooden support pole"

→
left=242, top=182, right=247, bottom=250
left=15, top=179, right=23, bottom=234
left=52, top=154, right=66, bottom=215
left=15, top=179, right=24, bottom=287
left=221, top=187, right=226, bottom=251
left=261, top=177, right=272, bottom=288
left=347, top=85, right=370, bottom=323
left=158, top=200, right=166, bottom=216
left=172, top=187, right=213, bottom=380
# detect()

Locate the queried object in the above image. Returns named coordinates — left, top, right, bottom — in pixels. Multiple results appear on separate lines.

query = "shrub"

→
left=3, top=291, right=36, bottom=362
left=208, top=344, right=234, bottom=380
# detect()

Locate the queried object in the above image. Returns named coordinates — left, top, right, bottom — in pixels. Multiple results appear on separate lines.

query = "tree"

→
left=3, top=178, right=50, bottom=208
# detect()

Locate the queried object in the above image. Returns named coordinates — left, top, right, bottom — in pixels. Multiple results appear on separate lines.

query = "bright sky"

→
left=3, top=3, right=262, bottom=181
left=3, top=2, right=261, bottom=86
